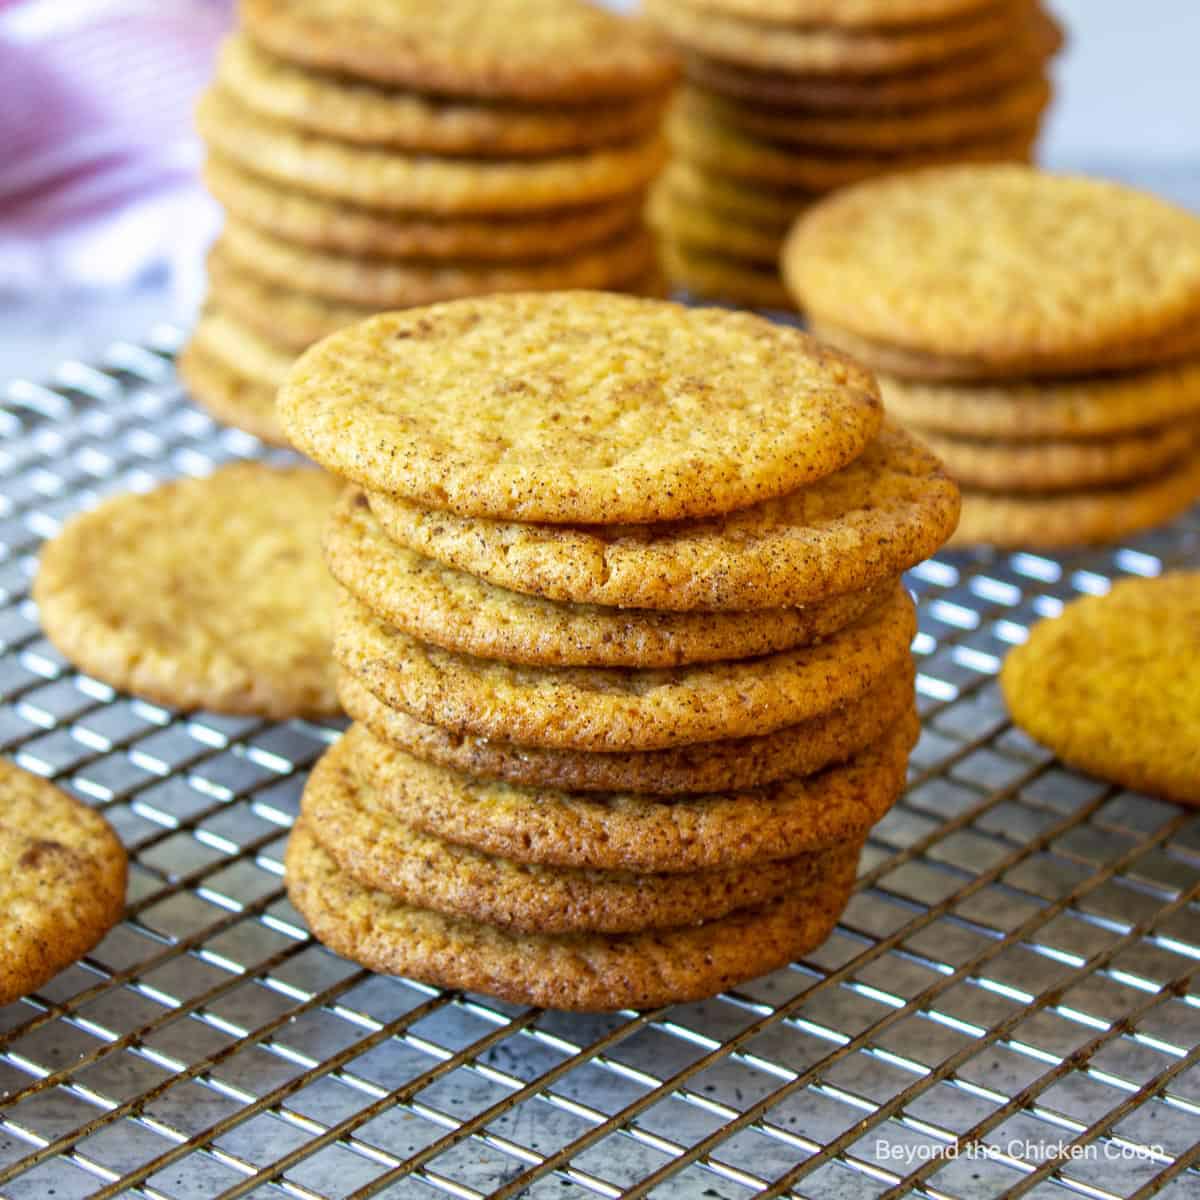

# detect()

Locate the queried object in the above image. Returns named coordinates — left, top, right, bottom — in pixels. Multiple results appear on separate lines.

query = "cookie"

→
left=286, top=820, right=856, bottom=1011
left=649, top=182, right=789, bottom=265
left=218, top=219, right=656, bottom=307
left=333, top=583, right=916, bottom=752
left=302, top=733, right=824, bottom=933
left=920, top=423, right=1198, bottom=493
left=686, top=75, right=1052, bottom=151
left=368, top=425, right=960, bottom=611
left=325, top=489, right=894, bottom=668
left=338, top=657, right=915, bottom=795
left=197, top=88, right=667, bottom=214
left=672, top=0, right=1001, bottom=26
left=190, top=306, right=297, bottom=389
left=203, top=156, right=644, bottom=261
left=0, top=761, right=127, bottom=1005
left=34, top=464, right=342, bottom=718
left=176, top=340, right=289, bottom=447
left=785, top=167, right=1200, bottom=376
left=661, top=239, right=792, bottom=309
left=646, top=0, right=1024, bottom=75
left=1001, top=574, right=1200, bottom=806
left=667, top=99, right=1035, bottom=190
left=353, top=710, right=916, bottom=871
left=241, top=0, right=678, bottom=102
left=949, top=452, right=1200, bottom=548
left=663, top=161, right=814, bottom=227
left=682, top=11, right=1062, bottom=110
left=217, top=34, right=665, bottom=155
left=279, top=294, right=883, bottom=525
left=879, top=360, right=1200, bottom=440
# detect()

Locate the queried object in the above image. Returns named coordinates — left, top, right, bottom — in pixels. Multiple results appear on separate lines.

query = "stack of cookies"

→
left=644, top=0, right=1060, bottom=308
left=785, top=166, right=1200, bottom=548
left=177, top=0, right=677, bottom=446
left=276, top=293, right=961, bottom=1011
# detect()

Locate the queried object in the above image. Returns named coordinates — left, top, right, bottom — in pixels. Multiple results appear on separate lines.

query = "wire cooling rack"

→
left=0, top=331, right=1197, bottom=1200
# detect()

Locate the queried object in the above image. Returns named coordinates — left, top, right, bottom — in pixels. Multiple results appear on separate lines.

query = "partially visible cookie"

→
left=34, top=464, right=343, bottom=717
left=279, top=294, right=883, bottom=525
left=1001, top=573, right=1200, bottom=806
left=0, top=760, right=127, bottom=1005
left=176, top=340, right=289, bottom=447
left=302, top=733, right=824, bottom=933
left=660, top=240, right=793, bottom=309
left=334, top=584, right=916, bottom=751
left=325, top=489, right=894, bottom=667
left=649, top=182, right=788, bottom=265
left=286, top=820, right=856, bottom=1011
left=337, top=659, right=915, bottom=795
left=190, top=306, right=296, bottom=390
left=368, top=425, right=960, bottom=611
left=672, top=0, right=1002, bottom=27
left=354, top=711, right=916, bottom=871
left=663, top=161, right=814, bottom=227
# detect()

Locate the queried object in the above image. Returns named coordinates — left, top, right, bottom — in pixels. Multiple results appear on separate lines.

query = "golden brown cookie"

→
left=189, top=306, right=296, bottom=390
left=337, top=658, right=916, bottom=795
left=325, top=489, right=894, bottom=667
left=217, top=34, right=665, bottom=154
left=34, top=464, right=342, bottom=718
left=685, top=75, right=1052, bottom=151
left=1001, top=573, right=1200, bottom=806
left=663, top=161, right=814, bottom=227
left=176, top=339, right=290, bottom=447
left=660, top=239, right=793, bottom=309
left=646, top=0, right=1026, bottom=75
left=920, top=423, right=1197, bottom=493
left=241, top=0, right=678, bottom=102
left=197, top=88, right=667, bottom=214
left=950, top=452, right=1200, bottom=548
left=203, top=156, right=644, bottom=261
left=879, top=360, right=1200, bottom=439
left=334, top=584, right=916, bottom=751
left=218, top=218, right=656, bottom=306
left=354, top=711, right=916, bottom=871
left=785, top=167, right=1200, bottom=376
left=0, top=761, right=127, bottom=1005
left=302, top=733, right=825, bottom=933
left=279, top=294, right=883, bottom=524
left=648, top=180, right=788, bottom=264
left=368, top=425, right=960, bottom=610
left=673, top=0, right=1002, bottom=26
left=286, top=820, right=856, bottom=1011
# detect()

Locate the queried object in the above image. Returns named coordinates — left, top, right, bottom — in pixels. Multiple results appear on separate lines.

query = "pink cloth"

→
left=0, top=0, right=232, bottom=293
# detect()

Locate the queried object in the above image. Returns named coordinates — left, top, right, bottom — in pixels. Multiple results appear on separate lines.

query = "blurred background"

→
left=2, top=0, right=1199, bottom=382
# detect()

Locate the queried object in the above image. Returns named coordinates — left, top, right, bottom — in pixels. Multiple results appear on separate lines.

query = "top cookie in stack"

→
left=784, top=165, right=1200, bottom=548
left=644, top=0, right=1059, bottom=308
left=276, top=292, right=962, bottom=1011
left=177, top=0, right=677, bottom=446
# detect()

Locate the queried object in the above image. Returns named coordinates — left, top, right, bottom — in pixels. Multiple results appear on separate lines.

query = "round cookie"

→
left=197, top=89, right=667, bottom=215
left=218, top=219, right=656, bottom=307
left=667, top=100, right=1035, bottom=190
left=337, top=658, right=916, bottom=795
left=241, top=0, right=678, bottom=102
left=279, top=294, right=883, bottom=525
left=355, top=711, right=916, bottom=871
left=672, top=0, right=1003, bottom=26
left=190, top=307, right=297, bottom=390
left=645, top=0, right=1024, bottom=75
left=785, top=167, right=1200, bottom=376
left=686, top=76, right=1052, bottom=151
left=324, top=489, right=894, bottom=668
left=176, top=340, right=289, bottom=447
left=217, top=34, right=665, bottom=155
left=302, top=733, right=822, bottom=933
left=649, top=182, right=788, bottom=265
left=949, top=452, right=1200, bottom=548
left=1001, top=573, right=1200, bottom=806
left=681, top=11, right=1062, bottom=110
left=0, top=761, right=127, bottom=1005
left=921, top=423, right=1198, bottom=493
left=333, top=584, right=917, bottom=752
left=880, top=360, right=1200, bottom=440
left=34, top=464, right=342, bottom=718
left=286, top=820, right=857, bottom=1012
left=367, top=424, right=961, bottom=611
left=663, top=161, right=814, bottom=227
left=203, top=156, right=644, bottom=261
left=661, top=240, right=793, bottom=309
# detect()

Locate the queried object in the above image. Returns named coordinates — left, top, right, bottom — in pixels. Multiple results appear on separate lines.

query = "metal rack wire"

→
left=0, top=332, right=1197, bottom=1200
